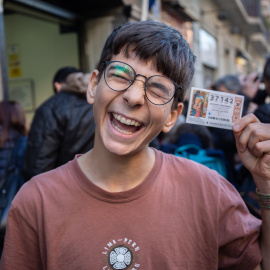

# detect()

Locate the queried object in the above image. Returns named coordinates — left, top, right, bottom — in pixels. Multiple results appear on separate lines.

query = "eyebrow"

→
left=109, top=65, right=133, bottom=76
left=147, top=81, right=170, bottom=95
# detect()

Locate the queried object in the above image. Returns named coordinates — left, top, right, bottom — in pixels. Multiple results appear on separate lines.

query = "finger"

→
left=253, top=77, right=260, bottom=88
left=233, top=113, right=259, bottom=134
left=238, top=74, right=246, bottom=84
left=236, top=122, right=263, bottom=153
left=247, top=127, right=270, bottom=156
left=253, top=140, right=270, bottom=157
left=246, top=71, right=258, bottom=84
left=233, top=114, right=260, bottom=152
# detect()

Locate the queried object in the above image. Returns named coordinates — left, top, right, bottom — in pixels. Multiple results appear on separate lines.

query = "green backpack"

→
left=174, top=144, right=227, bottom=178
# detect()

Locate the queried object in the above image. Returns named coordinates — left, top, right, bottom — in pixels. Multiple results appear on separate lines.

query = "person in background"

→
left=22, top=67, right=95, bottom=181
left=238, top=71, right=263, bottom=115
left=160, top=122, right=214, bottom=154
left=0, top=101, right=27, bottom=254
left=214, top=74, right=242, bottom=94
left=0, top=101, right=27, bottom=182
left=253, top=55, right=270, bottom=123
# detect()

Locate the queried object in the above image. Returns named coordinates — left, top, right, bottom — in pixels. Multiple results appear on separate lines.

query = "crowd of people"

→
left=0, top=20, right=270, bottom=269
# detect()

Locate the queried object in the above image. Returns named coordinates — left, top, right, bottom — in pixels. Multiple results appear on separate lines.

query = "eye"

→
left=146, top=79, right=171, bottom=98
left=108, top=65, right=133, bottom=80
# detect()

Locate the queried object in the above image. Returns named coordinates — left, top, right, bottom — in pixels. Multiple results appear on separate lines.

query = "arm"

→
left=233, top=114, right=270, bottom=270
left=239, top=72, right=261, bottom=115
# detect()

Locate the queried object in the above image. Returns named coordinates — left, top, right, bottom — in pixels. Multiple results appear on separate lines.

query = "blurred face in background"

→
left=217, top=85, right=238, bottom=94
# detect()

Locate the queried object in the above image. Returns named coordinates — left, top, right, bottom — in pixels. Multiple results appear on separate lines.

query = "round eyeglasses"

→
left=104, top=61, right=182, bottom=105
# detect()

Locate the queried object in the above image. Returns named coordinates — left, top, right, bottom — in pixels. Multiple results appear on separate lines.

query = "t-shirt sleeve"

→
left=0, top=183, right=43, bottom=270
left=218, top=176, right=262, bottom=270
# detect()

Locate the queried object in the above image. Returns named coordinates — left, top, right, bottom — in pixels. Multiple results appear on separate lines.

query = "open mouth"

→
left=110, top=113, right=143, bottom=135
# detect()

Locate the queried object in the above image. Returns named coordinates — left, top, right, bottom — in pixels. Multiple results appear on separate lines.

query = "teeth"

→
left=112, top=113, right=141, bottom=127
left=112, top=122, right=133, bottom=135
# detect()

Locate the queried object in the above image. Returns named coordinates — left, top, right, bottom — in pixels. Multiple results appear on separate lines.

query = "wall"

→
left=84, top=17, right=114, bottom=72
left=4, top=13, right=79, bottom=123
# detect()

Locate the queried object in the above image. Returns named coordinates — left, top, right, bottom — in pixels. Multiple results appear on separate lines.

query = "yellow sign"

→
left=8, top=44, right=22, bottom=78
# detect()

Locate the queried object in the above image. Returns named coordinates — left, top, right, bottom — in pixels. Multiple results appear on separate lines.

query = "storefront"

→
left=0, top=0, right=125, bottom=123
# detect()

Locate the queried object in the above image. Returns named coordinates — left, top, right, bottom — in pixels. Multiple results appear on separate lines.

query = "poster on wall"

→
left=8, top=44, right=22, bottom=78
left=9, top=80, right=35, bottom=112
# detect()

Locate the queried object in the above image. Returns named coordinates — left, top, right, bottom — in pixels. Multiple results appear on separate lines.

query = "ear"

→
left=86, top=70, right=99, bottom=104
left=162, top=102, right=183, bottom=133
left=54, top=82, right=62, bottom=93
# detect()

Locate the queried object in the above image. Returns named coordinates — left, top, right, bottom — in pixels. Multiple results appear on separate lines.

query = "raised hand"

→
left=233, top=113, right=270, bottom=193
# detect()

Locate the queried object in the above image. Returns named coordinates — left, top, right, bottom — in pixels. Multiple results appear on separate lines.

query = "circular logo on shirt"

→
left=108, top=245, right=133, bottom=269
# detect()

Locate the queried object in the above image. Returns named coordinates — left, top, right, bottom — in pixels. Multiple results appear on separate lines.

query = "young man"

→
left=1, top=21, right=270, bottom=270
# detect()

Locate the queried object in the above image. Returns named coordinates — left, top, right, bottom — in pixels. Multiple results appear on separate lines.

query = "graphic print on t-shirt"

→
left=101, top=237, right=141, bottom=269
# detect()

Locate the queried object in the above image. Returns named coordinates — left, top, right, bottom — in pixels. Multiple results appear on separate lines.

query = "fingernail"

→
left=233, top=124, right=240, bottom=131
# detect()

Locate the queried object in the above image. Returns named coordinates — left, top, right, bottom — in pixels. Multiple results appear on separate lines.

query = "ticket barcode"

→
left=208, top=116, right=230, bottom=122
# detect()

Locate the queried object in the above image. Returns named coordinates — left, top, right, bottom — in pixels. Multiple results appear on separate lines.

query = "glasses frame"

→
left=104, top=61, right=182, bottom=105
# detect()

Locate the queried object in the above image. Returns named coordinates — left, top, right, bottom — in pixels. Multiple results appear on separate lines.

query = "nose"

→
left=122, top=74, right=146, bottom=107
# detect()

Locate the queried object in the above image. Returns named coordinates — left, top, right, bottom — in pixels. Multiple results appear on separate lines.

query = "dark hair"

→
left=215, top=74, right=242, bottom=93
left=0, top=101, right=26, bottom=147
left=96, top=21, right=196, bottom=110
left=171, top=123, right=213, bottom=149
left=52, top=66, right=81, bottom=93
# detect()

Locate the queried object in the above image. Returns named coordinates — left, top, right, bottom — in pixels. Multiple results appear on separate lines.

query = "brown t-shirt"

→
left=0, top=149, right=262, bottom=270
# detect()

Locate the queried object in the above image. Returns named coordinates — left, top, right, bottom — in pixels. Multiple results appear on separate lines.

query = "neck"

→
left=78, top=145, right=155, bottom=192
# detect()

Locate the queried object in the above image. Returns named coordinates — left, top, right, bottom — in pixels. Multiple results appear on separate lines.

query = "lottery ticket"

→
left=186, top=87, right=244, bottom=130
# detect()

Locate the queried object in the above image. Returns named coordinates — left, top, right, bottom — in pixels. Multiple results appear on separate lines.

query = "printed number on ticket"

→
left=186, top=87, right=244, bottom=130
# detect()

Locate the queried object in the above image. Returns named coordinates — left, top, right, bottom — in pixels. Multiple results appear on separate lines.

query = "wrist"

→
left=256, top=188, right=270, bottom=209
left=253, top=177, right=270, bottom=194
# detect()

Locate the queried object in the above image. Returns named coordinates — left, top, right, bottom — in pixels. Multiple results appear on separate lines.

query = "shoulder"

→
left=155, top=149, right=223, bottom=188
left=32, top=93, right=73, bottom=125
left=12, top=161, right=74, bottom=214
left=156, top=149, right=219, bottom=177
left=154, top=149, right=242, bottom=203
left=154, top=149, right=256, bottom=220
left=35, top=92, right=72, bottom=114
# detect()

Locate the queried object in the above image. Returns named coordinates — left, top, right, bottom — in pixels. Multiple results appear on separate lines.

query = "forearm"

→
left=254, top=181, right=270, bottom=270
left=260, top=208, right=270, bottom=269
left=232, top=115, right=270, bottom=270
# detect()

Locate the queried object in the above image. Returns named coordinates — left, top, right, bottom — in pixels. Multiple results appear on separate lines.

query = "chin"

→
left=104, top=141, right=145, bottom=157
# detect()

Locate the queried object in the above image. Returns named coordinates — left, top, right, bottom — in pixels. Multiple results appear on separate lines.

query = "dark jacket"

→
left=0, top=128, right=27, bottom=180
left=254, top=103, right=270, bottom=124
left=22, top=73, right=95, bottom=181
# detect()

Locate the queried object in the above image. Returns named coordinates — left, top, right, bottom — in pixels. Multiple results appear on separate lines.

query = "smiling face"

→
left=87, top=52, right=183, bottom=156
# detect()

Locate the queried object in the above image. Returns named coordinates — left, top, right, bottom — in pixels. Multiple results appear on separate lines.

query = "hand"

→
left=233, top=114, right=270, bottom=193
left=239, top=71, right=260, bottom=99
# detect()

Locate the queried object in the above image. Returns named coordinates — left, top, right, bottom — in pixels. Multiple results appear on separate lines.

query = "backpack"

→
left=174, top=144, right=228, bottom=178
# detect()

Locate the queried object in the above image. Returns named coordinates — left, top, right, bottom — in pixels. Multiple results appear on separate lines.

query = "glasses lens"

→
left=105, top=62, right=135, bottom=91
left=146, top=76, right=175, bottom=105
